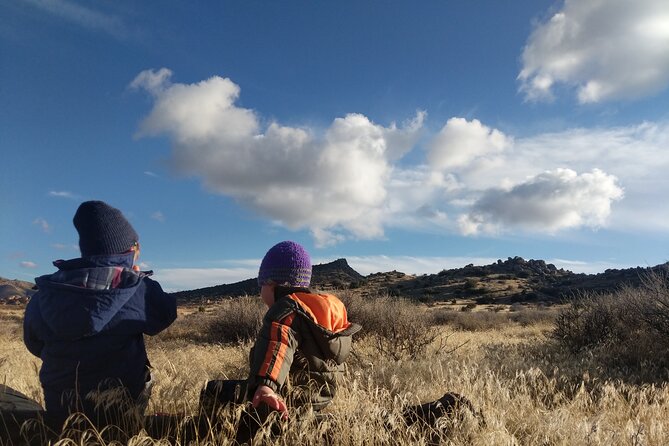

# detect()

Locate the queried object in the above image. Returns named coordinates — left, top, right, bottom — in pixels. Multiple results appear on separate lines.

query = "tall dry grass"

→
left=1, top=287, right=669, bottom=445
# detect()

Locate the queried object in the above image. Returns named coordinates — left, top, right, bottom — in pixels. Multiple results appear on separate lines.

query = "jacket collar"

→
left=52, top=252, right=135, bottom=271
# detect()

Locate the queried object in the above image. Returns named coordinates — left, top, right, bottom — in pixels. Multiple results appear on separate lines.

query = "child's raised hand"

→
left=252, top=384, right=288, bottom=419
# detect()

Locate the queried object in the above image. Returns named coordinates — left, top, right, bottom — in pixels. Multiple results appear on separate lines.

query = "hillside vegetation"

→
left=169, top=257, right=669, bottom=307
left=5, top=257, right=669, bottom=307
left=2, top=272, right=669, bottom=445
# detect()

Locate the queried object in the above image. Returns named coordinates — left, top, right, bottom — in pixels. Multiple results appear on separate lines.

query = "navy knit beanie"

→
left=73, top=201, right=139, bottom=257
left=258, top=241, right=312, bottom=287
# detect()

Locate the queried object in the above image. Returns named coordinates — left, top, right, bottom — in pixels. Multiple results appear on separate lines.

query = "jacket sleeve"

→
left=142, top=277, right=177, bottom=335
left=248, top=303, right=301, bottom=392
left=23, top=296, right=44, bottom=358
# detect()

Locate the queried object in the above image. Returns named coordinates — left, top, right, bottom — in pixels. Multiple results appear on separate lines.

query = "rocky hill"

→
left=369, top=257, right=669, bottom=305
left=172, top=256, right=669, bottom=305
left=0, top=277, right=36, bottom=305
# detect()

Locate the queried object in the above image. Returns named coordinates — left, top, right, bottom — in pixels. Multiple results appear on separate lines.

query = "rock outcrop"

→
left=0, top=278, right=36, bottom=305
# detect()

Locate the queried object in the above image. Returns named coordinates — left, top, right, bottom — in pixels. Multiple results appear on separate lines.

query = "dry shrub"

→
left=431, top=307, right=555, bottom=331
left=338, top=290, right=445, bottom=360
left=630, top=270, right=669, bottom=337
left=206, top=296, right=265, bottom=344
left=156, top=296, right=265, bottom=345
left=0, top=312, right=22, bottom=339
left=509, top=307, right=556, bottom=326
left=553, top=291, right=630, bottom=352
left=553, top=271, right=669, bottom=381
left=431, top=310, right=508, bottom=331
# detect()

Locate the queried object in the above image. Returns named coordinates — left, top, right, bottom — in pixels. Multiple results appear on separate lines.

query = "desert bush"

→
left=509, top=307, right=556, bottom=326
left=338, top=290, right=445, bottom=360
left=157, top=296, right=265, bottom=345
left=0, top=312, right=23, bottom=338
left=432, top=310, right=508, bottom=331
left=553, top=291, right=632, bottom=352
left=463, top=279, right=478, bottom=289
left=431, top=307, right=555, bottom=331
left=553, top=272, right=669, bottom=380
left=348, top=279, right=367, bottom=289
left=206, top=296, right=265, bottom=343
left=629, top=270, right=669, bottom=337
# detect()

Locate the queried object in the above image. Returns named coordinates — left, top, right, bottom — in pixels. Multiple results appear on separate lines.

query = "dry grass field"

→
left=2, top=287, right=669, bottom=445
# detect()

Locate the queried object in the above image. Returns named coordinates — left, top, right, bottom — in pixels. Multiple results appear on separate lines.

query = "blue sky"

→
left=2, top=0, right=669, bottom=291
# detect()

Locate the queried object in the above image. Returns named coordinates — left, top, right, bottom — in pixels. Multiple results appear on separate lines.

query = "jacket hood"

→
left=34, top=253, right=144, bottom=339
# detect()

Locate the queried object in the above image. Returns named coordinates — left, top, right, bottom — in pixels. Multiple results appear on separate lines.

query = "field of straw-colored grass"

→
left=2, top=295, right=669, bottom=445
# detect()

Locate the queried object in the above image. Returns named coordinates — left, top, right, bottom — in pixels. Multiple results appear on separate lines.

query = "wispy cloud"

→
left=336, top=255, right=498, bottom=276
left=23, top=0, right=130, bottom=40
left=20, top=261, right=38, bottom=269
left=144, top=171, right=158, bottom=178
left=153, top=267, right=259, bottom=292
left=547, top=258, right=633, bottom=274
left=151, top=211, right=165, bottom=222
left=51, top=243, right=78, bottom=251
left=519, top=0, right=669, bottom=103
left=33, top=217, right=50, bottom=233
left=48, top=190, right=78, bottom=200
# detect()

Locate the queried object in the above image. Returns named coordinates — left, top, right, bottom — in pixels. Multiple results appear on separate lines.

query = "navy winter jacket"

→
left=23, top=253, right=177, bottom=416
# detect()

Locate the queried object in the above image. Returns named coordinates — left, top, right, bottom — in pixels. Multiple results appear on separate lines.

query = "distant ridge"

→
left=4, top=258, right=668, bottom=306
left=171, top=258, right=363, bottom=301
left=170, top=256, right=669, bottom=304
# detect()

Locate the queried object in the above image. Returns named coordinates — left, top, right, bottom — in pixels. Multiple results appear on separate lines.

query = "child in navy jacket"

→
left=23, top=201, right=177, bottom=426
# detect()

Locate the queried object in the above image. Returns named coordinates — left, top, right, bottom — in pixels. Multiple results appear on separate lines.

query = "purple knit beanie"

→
left=258, top=241, right=312, bottom=287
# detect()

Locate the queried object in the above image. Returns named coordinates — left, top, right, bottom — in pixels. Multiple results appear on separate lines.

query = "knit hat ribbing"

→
left=258, top=241, right=312, bottom=287
left=73, top=201, right=139, bottom=257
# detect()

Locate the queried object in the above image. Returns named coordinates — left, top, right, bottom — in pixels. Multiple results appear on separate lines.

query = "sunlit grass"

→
left=2, top=293, right=669, bottom=445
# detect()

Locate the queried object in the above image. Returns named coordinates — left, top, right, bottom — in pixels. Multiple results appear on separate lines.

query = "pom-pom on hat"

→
left=258, top=241, right=312, bottom=287
left=73, top=200, right=139, bottom=257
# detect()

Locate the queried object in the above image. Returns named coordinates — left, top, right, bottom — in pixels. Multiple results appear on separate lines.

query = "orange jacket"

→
left=248, top=291, right=361, bottom=410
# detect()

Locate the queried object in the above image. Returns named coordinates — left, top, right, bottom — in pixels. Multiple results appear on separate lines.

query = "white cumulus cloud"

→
left=519, top=0, right=669, bottom=103
left=20, top=261, right=37, bottom=269
left=133, top=70, right=669, bottom=242
left=459, top=168, right=623, bottom=235
left=428, top=118, right=512, bottom=170
left=132, top=69, right=424, bottom=244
